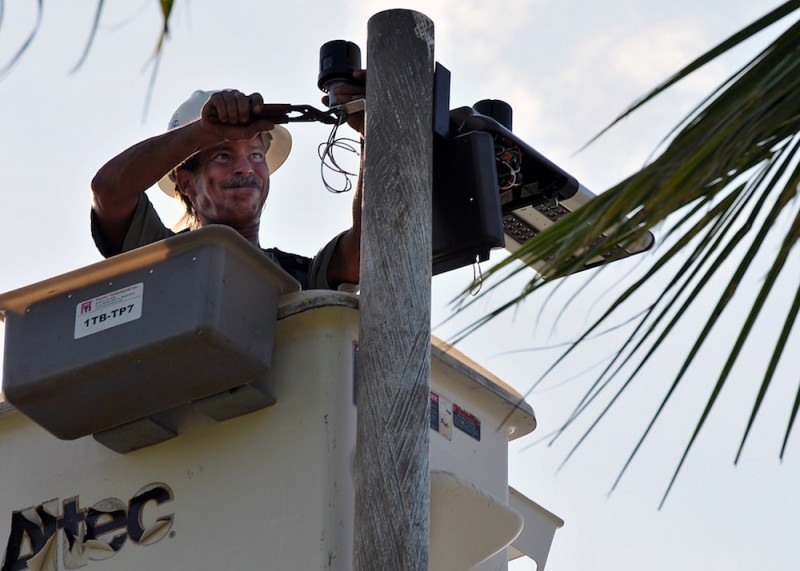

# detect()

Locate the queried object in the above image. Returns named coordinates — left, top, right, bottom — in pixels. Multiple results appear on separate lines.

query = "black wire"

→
left=318, top=113, right=361, bottom=193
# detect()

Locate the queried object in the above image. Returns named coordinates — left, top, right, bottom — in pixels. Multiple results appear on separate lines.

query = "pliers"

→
left=262, top=100, right=365, bottom=126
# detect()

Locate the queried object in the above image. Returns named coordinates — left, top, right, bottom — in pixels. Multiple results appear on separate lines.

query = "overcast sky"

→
left=1, top=1, right=798, bottom=569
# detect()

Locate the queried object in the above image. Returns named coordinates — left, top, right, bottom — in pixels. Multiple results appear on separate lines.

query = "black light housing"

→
left=435, top=92, right=653, bottom=275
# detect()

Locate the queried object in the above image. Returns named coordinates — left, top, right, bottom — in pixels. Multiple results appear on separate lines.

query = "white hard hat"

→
left=157, top=90, right=292, bottom=196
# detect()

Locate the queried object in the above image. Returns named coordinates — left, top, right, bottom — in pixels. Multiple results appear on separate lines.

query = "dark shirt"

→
left=91, top=194, right=340, bottom=290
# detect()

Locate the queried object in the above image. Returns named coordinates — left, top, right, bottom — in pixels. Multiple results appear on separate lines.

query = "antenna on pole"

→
left=354, top=9, right=435, bottom=570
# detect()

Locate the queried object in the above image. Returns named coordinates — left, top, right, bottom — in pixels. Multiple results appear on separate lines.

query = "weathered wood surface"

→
left=354, top=9, right=435, bottom=571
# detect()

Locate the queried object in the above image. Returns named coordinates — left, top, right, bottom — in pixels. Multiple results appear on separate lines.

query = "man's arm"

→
left=323, top=71, right=366, bottom=288
left=91, top=91, right=279, bottom=253
left=91, top=123, right=215, bottom=253
left=326, top=151, right=363, bottom=287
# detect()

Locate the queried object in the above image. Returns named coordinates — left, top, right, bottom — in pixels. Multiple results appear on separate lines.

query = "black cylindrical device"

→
left=318, top=40, right=362, bottom=106
left=473, top=99, right=513, bottom=130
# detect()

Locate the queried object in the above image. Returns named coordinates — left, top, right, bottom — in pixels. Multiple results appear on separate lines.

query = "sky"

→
left=1, top=1, right=798, bottom=570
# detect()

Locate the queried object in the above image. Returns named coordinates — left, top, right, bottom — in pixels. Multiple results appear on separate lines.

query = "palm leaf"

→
left=69, top=0, right=106, bottom=74
left=0, top=0, right=42, bottom=78
left=1, top=0, right=174, bottom=106
left=141, top=0, right=175, bottom=120
left=462, top=3, right=800, bottom=502
left=582, top=0, right=800, bottom=149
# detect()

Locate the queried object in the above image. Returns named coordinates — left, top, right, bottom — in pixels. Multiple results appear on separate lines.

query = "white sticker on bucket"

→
left=74, top=283, right=144, bottom=339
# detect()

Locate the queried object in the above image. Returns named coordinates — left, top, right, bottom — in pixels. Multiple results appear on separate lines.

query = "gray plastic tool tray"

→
left=0, top=225, right=300, bottom=440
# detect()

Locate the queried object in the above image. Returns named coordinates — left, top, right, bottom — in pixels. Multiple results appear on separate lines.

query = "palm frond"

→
left=581, top=0, right=800, bottom=150
left=0, top=0, right=42, bottom=79
left=1, top=0, right=174, bottom=99
left=70, top=0, right=106, bottom=74
left=463, top=5, right=800, bottom=503
left=141, top=0, right=175, bottom=121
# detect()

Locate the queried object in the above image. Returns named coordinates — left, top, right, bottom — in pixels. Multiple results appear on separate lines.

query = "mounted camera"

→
left=318, top=40, right=363, bottom=107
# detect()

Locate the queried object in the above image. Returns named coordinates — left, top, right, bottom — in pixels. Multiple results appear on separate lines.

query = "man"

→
left=91, top=79, right=365, bottom=289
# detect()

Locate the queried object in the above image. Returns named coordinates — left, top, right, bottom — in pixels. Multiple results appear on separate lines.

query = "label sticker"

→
left=453, top=403, right=481, bottom=441
left=74, top=283, right=144, bottom=339
left=430, top=392, right=453, bottom=440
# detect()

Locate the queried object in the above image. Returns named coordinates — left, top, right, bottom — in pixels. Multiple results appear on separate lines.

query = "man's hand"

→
left=200, top=90, right=281, bottom=142
left=323, top=70, right=366, bottom=136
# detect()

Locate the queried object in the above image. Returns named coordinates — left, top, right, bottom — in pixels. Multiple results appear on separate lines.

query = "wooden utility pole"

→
left=354, top=9, right=435, bottom=570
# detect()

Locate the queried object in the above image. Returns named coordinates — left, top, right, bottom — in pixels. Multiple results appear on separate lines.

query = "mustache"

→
left=220, top=175, right=262, bottom=189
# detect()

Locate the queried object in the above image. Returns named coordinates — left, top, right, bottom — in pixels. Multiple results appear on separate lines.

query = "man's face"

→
left=177, top=136, right=270, bottom=228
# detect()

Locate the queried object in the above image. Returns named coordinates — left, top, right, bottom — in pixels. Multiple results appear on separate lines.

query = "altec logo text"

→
left=1, top=483, right=174, bottom=571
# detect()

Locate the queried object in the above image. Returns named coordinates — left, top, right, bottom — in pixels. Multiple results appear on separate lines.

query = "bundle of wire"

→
left=318, top=113, right=361, bottom=193
left=494, top=136, right=522, bottom=190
